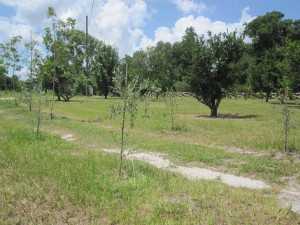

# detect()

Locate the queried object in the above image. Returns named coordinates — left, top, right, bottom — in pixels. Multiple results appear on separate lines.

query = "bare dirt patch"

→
left=171, top=166, right=270, bottom=189
left=61, top=134, right=76, bottom=142
left=102, top=148, right=270, bottom=189
left=278, top=179, right=300, bottom=214
left=226, top=146, right=269, bottom=157
left=102, top=148, right=300, bottom=214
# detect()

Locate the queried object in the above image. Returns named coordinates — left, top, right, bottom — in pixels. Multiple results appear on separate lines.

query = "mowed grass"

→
left=1, top=95, right=300, bottom=184
left=50, top=95, right=300, bottom=152
left=1, top=94, right=300, bottom=223
left=40, top=95, right=300, bottom=183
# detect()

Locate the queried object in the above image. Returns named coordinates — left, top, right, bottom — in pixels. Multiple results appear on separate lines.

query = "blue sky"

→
left=143, top=0, right=300, bottom=38
left=1, top=0, right=300, bottom=58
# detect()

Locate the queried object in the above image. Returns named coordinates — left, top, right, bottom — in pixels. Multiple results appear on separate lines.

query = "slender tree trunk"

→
left=119, top=99, right=126, bottom=178
left=284, top=104, right=289, bottom=151
left=119, top=64, right=128, bottom=178
left=57, top=92, right=61, bottom=101
left=50, top=17, right=57, bottom=119
left=50, top=77, right=55, bottom=119
left=36, top=93, right=42, bottom=139
left=29, top=29, right=33, bottom=111
left=4, top=77, right=7, bottom=103
left=29, top=80, right=32, bottom=111
left=171, top=98, right=174, bottom=130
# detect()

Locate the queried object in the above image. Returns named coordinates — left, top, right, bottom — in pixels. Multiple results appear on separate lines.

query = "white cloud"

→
left=0, top=0, right=150, bottom=79
left=138, top=7, right=255, bottom=50
left=0, top=0, right=149, bottom=57
left=0, top=16, right=33, bottom=43
left=0, top=1, right=256, bottom=80
left=90, top=0, right=148, bottom=55
left=172, top=0, right=207, bottom=14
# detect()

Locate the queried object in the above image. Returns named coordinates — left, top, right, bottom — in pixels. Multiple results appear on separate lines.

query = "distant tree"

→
left=0, top=59, right=7, bottom=91
left=0, top=36, right=23, bottom=92
left=175, top=27, right=199, bottom=79
left=277, top=40, right=300, bottom=93
left=249, top=48, right=284, bottom=101
left=92, top=44, right=119, bottom=98
left=244, top=11, right=291, bottom=58
left=244, top=11, right=298, bottom=101
left=229, top=51, right=255, bottom=98
left=60, top=29, right=100, bottom=96
left=43, top=7, right=78, bottom=103
left=139, top=41, right=176, bottom=91
left=24, top=31, right=43, bottom=111
left=126, top=50, right=149, bottom=83
left=128, top=41, right=179, bottom=92
left=190, top=31, right=245, bottom=117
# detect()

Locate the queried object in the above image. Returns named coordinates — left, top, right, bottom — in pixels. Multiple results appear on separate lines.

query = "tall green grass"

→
left=1, top=95, right=300, bottom=223
left=0, top=114, right=299, bottom=224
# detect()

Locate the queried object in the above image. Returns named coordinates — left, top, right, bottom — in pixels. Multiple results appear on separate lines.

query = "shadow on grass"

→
left=269, top=101, right=300, bottom=105
left=177, top=114, right=259, bottom=120
left=269, top=101, right=300, bottom=110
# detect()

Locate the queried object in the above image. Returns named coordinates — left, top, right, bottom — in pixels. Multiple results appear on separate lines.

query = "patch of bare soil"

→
left=102, top=148, right=270, bottom=189
left=226, top=146, right=269, bottom=157
left=102, top=148, right=300, bottom=214
left=274, top=152, right=300, bottom=164
left=278, top=179, right=300, bottom=214
left=61, top=134, right=76, bottom=142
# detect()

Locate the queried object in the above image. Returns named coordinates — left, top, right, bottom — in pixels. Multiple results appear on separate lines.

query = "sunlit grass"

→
left=46, top=95, right=300, bottom=152
left=1, top=109, right=299, bottom=223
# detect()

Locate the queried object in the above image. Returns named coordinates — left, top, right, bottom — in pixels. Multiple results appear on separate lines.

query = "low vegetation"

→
left=1, top=94, right=300, bottom=223
left=1, top=7, right=300, bottom=224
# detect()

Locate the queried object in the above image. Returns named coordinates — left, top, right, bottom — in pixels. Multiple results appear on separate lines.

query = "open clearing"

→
left=101, top=148, right=300, bottom=214
left=1, top=96, right=300, bottom=224
left=102, top=148, right=270, bottom=189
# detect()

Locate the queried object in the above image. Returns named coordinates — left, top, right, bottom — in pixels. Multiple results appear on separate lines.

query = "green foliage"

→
left=140, top=79, right=160, bottom=117
left=43, top=7, right=79, bottom=102
left=244, top=11, right=291, bottom=57
left=0, top=36, right=23, bottom=92
left=92, top=44, right=119, bottom=98
left=175, top=26, right=199, bottom=78
left=278, top=40, right=300, bottom=92
left=189, top=31, right=245, bottom=117
left=244, top=11, right=300, bottom=100
left=112, top=64, right=142, bottom=176
left=280, top=87, right=300, bottom=152
left=107, top=103, right=121, bottom=119
left=127, top=41, right=179, bottom=92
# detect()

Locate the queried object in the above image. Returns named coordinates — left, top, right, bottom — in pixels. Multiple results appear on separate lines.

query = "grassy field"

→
left=1, top=93, right=300, bottom=224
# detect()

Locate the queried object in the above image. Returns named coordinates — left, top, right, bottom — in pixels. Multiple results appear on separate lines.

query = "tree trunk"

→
left=57, top=93, right=61, bottom=101
left=50, top=77, right=55, bottom=119
left=210, top=105, right=218, bottom=117
left=208, top=98, right=221, bottom=117
left=119, top=64, right=128, bottom=178
left=265, top=91, right=270, bottom=102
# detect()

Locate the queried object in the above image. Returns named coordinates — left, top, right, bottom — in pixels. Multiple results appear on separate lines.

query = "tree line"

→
left=1, top=9, right=300, bottom=117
